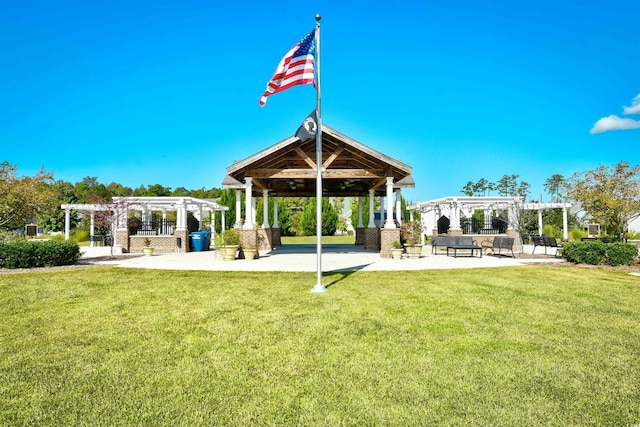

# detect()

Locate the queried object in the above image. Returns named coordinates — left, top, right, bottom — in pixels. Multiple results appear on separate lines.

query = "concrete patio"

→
left=80, top=243, right=564, bottom=272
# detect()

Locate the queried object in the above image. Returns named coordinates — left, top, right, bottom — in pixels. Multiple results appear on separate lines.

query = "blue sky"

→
left=1, top=0, right=638, bottom=203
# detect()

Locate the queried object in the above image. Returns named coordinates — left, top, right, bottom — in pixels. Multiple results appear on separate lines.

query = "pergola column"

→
left=262, top=190, right=269, bottom=228
left=562, top=206, right=568, bottom=241
left=235, top=189, right=242, bottom=228
left=198, top=205, right=204, bottom=230
left=538, top=209, right=543, bottom=235
left=89, top=211, right=95, bottom=247
left=244, top=178, right=254, bottom=229
left=395, top=188, right=402, bottom=226
left=367, top=189, right=376, bottom=228
left=64, top=208, right=71, bottom=241
left=221, top=209, right=226, bottom=232
left=449, top=199, right=461, bottom=231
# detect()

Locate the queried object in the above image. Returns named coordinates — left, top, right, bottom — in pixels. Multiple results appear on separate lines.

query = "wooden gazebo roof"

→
left=224, top=125, right=414, bottom=197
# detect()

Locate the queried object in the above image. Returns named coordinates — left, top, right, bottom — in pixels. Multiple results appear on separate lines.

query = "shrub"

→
left=569, top=228, right=587, bottom=241
left=561, top=240, right=638, bottom=266
left=0, top=240, right=81, bottom=269
left=606, top=242, right=639, bottom=266
left=71, top=229, right=90, bottom=243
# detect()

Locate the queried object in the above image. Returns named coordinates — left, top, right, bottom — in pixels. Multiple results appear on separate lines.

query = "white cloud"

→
left=622, top=93, right=640, bottom=115
left=590, top=114, right=640, bottom=134
left=591, top=93, right=640, bottom=134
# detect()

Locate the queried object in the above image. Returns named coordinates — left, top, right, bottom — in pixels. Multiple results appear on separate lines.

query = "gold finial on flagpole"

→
left=315, top=14, right=321, bottom=21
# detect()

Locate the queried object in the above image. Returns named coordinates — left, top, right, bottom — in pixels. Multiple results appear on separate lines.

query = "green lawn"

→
left=1, top=266, right=639, bottom=425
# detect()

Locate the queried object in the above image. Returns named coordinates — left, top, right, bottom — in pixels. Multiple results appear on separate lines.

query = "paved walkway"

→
left=81, top=244, right=564, bottom=272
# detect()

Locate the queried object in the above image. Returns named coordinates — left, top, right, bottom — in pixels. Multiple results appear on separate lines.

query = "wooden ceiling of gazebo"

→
left=224, top=125, right=414, bottom=197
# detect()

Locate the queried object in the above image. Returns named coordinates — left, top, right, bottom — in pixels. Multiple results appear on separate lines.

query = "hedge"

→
left=561, top=241, right=639, bottom=266
left=0, top=240, right=81, bottom=269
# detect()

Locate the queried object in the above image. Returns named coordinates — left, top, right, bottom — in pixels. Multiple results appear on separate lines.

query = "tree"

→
left=543, top=174, right=566, bottom=202
left=300, top=198, right=338, bottom=236
left=40, top=180, right=78, bottom=232
left=74, top=176, right=108, bottom=203
left=567, top=161, right=640, bottom=238
left=0, top=162, right=56, bottom=230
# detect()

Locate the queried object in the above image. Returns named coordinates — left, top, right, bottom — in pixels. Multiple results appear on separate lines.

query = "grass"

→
left=1, top=266, right=639, bottom=425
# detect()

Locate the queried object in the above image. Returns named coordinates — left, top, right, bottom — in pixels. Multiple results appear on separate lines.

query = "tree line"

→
left=459, top=161, right=640, bottom=239
left=3, top=160, right=639, bottom=240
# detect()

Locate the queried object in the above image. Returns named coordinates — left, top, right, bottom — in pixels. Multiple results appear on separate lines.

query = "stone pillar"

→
left=367, top=190, right=376, bottom=228
left=238, top=228, right=258, bottom=259
left=506, top=229, right=522, bottom=254
left=235, top=189, right=242, bottom=228
left=262, top=190, right=269, bottom=229
left=364, top=227, right=380, bottom=251
left=380, top=228, right=401, bottom=258
left=244, top=178, right=254, bottom=229
left=395, top=188, right=402, bottom=226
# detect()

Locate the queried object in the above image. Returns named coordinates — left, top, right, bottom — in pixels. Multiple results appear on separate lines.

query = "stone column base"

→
left=115, top=228, right=130, bottom=253
left=174, top=229, right=189, bottom=253
left=271, top=227, right=281, bottom=247
left=364, top=228, right=380, bottom=251
left=447, top=228, right=463, bottom=236
left=239, top=229, right=258, bottom=259
left=380, top=228, right=401, bottom=258
left=355, top=227, right=365, bottom=245
left=257, top=228, right=272, bottom=250
left=506, top=229, right=522, bottom=253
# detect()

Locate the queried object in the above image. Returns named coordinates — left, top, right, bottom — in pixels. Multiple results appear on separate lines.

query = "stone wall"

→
left=129, top=236, right=182, bottom=254
left=271, top=228, right=281, bottom=247
left=115, top=229, right=129, bottom=253
left=355, top=227, right=365, bottom=245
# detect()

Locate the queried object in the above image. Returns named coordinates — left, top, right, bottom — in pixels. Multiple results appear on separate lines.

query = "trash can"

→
left=190, top=231, right=210, bottom=252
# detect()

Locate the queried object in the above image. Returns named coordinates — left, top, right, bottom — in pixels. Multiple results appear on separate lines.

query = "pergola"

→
left=61, top=196, right=228, bottom=252
left=223, top=124, right=414, bottom=255
left=408, top=196, right=573, bottom=242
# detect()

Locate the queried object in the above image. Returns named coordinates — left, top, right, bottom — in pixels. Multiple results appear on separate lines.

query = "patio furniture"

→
left=481, top=236, right=515, bottom=257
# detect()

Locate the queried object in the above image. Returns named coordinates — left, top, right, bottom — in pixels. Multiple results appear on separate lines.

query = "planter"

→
left=142, top=247, right=154, bottom=256
left=220, top=245, right=239, bottom=261
left=390, top=248, right=403, bottom=260
left=404, top=244, right=423, bottom=259
left=243, top=248, right=258, bottom=260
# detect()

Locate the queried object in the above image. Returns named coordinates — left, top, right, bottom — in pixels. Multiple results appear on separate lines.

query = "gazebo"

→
left=223, top=124, right=414, bottom=257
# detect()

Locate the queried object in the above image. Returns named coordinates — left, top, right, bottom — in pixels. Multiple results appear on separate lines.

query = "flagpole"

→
left=311, top=13, right=327, bottom=293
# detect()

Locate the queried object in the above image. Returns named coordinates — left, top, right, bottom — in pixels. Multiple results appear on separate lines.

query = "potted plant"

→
left=216, top=228, right=240, bottom=261
left=390, top=240, right=403, bottom=260
left=142, top=238, right=154, bottom=256
left=401, top=220, right=423, bottom=259
left=242, top=245, right=258, bottom=260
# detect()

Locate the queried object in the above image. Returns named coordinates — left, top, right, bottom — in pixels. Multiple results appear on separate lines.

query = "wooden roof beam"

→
left=322, top=146, right=344, bottom=169
left=294, top=147, right=317, bottom=170
left=247, top=168, right=384, bottom=179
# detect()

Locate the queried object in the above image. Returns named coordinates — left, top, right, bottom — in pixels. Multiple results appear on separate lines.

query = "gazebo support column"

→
left=395, top=188, right=402, bottom=226
left=235, top=190, right=242, bottom=228
left=355, top=196, right=364, bottom=245
left=380, top=228, right=401, bottom=258
left=384, top=177, right=395, bottom=229
left=272, top=197, right=281, bottom=247
left=364, top=190, right=379, bottom=251
left=243, top=178, right=254, bottom=229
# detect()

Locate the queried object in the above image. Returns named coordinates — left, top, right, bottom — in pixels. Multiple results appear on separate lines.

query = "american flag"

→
left=259, top=29, right=316, bottom=106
